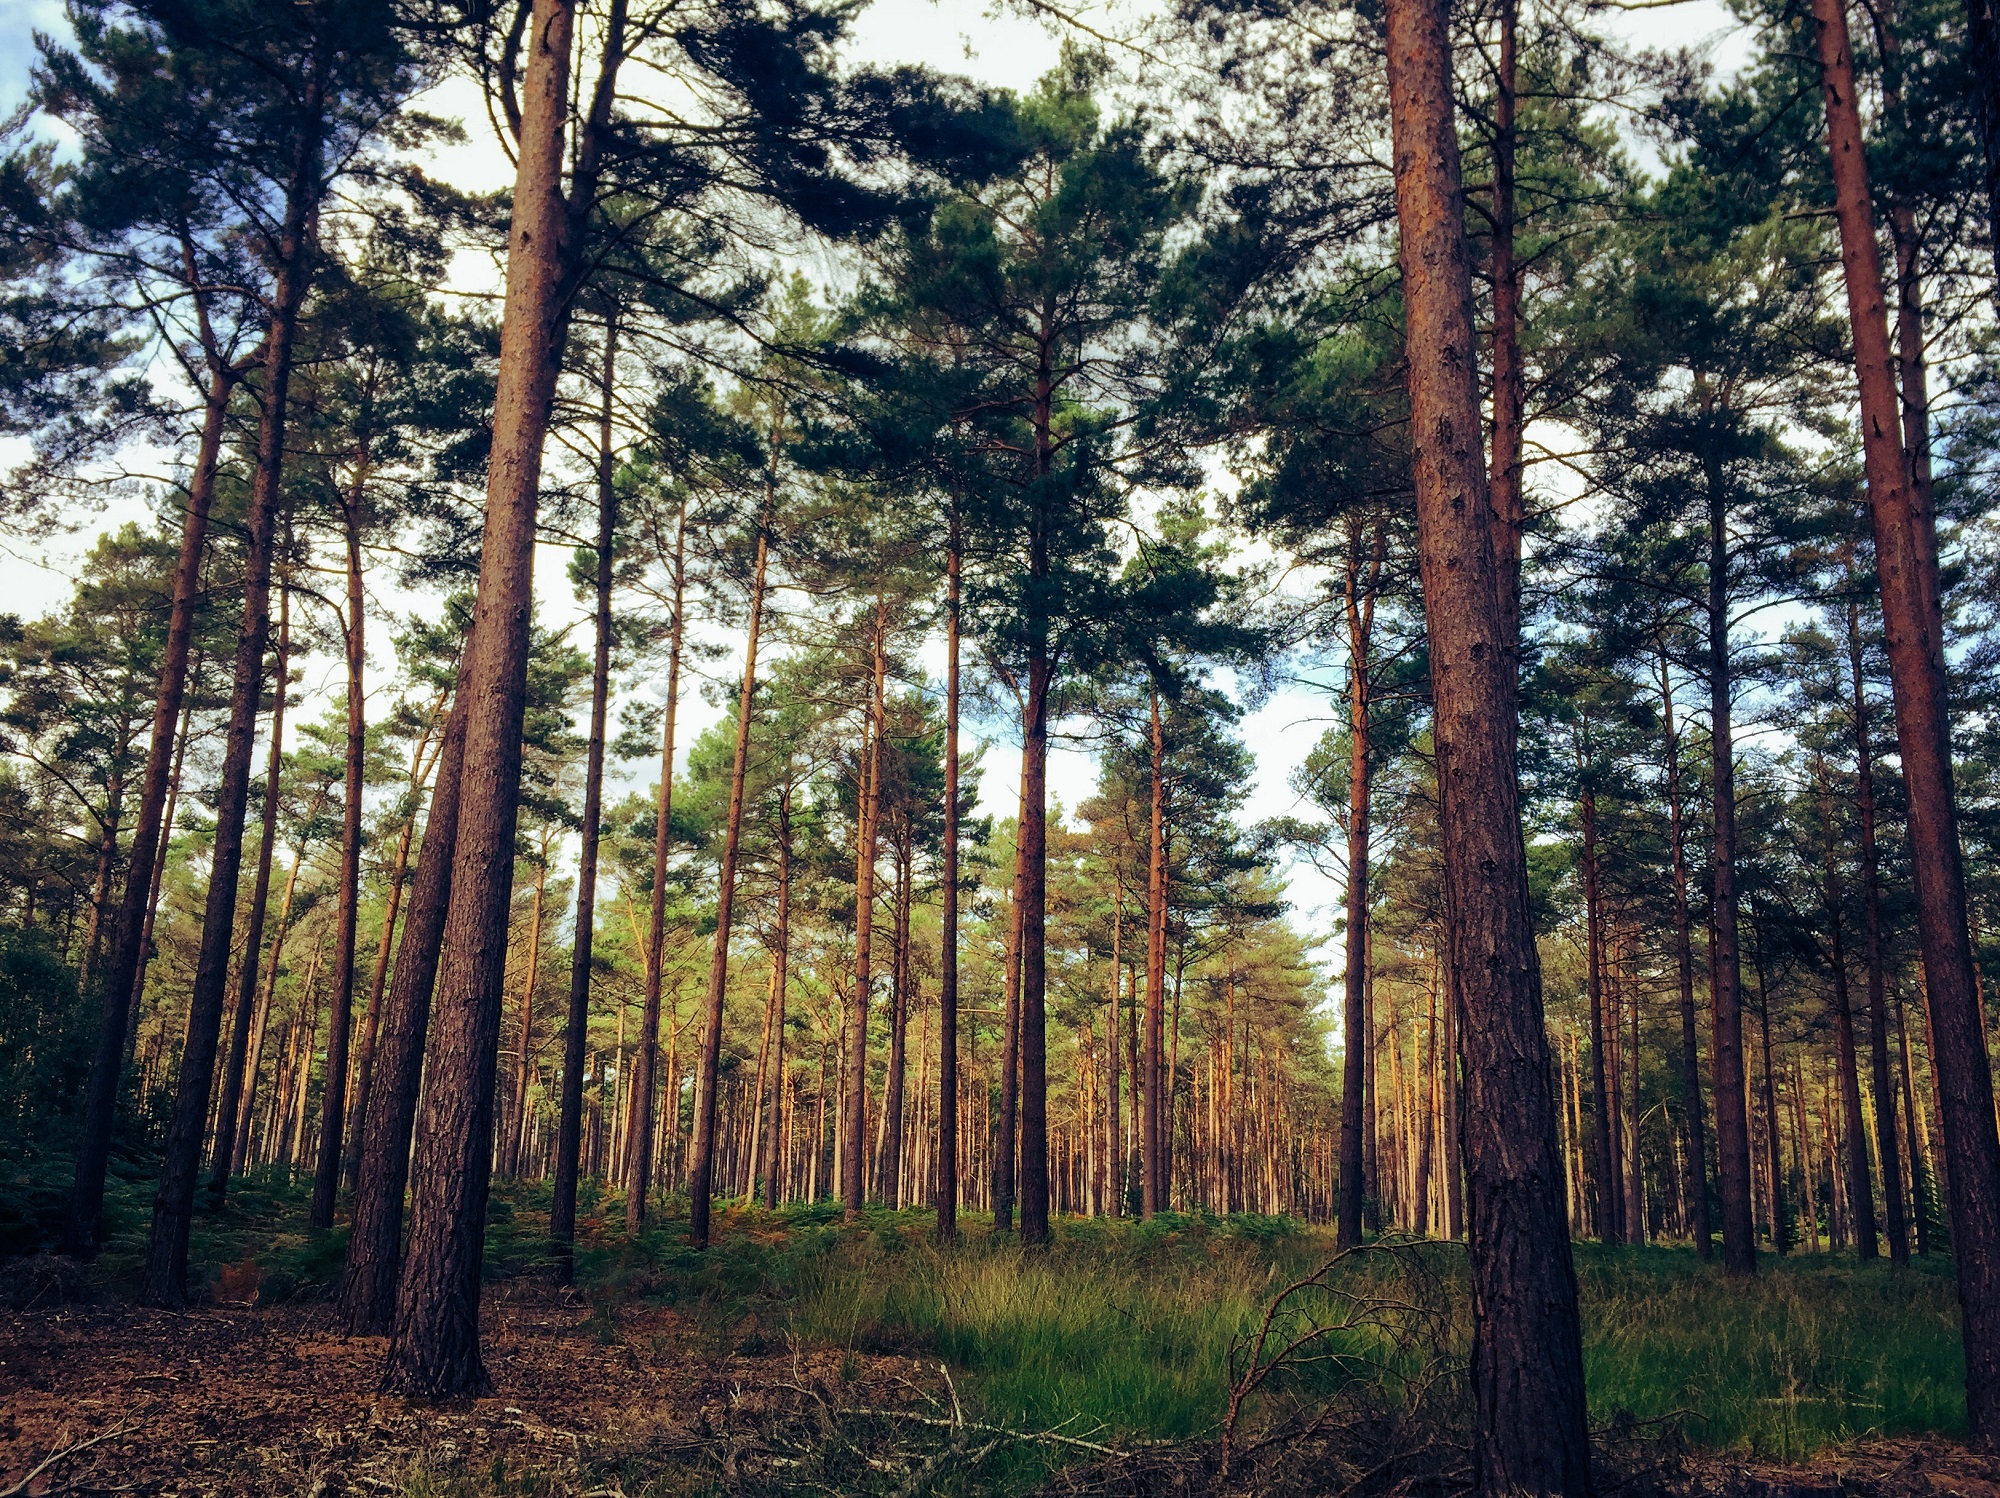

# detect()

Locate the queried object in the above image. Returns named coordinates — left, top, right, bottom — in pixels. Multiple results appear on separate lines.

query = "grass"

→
left=32, top=1172, right=1969, bottom=1463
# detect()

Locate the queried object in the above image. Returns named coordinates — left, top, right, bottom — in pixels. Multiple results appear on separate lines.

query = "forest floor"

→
left=2, top=1176, right=1998, bottom=1496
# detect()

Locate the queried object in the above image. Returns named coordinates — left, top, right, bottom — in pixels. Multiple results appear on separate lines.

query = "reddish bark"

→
left=1381, top=0, right=1592, bottom=1478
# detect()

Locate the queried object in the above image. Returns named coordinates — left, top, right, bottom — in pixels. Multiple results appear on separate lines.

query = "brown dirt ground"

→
left=0, top=1281, right=939, bottom=1495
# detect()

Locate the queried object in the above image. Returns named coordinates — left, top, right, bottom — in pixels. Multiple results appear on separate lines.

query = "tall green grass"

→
left=619, top=1206, right=1965, bottom=1459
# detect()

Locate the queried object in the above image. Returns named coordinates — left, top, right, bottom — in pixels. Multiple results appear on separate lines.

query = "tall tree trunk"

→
left=842, top=605, right=887, bottom=1220
left=1659, top=653, right=1713, bottom=1257
left=345, top=694, right=444, bottom=1195
left=882, top=837, right=911, bottom=1208
left=1847, top=594, right=1908, bottom=1263
left=1895, top=988, right=1932, bottom=1254
left=937, top=506, right=961, bottom=1241
left=995, top=758, right=1027, bottom=1230
left=234, top=827, right=308, bottom=1178
left=1582, top=780, right=1619, bottom=1244
left=128, top=685, right=196, bottom=1063
left=1338, top=523, right=1380, bottom=1249
left=1487, top=0, right=1524, bottom=655
left=551, top=317, right=619, bottom=1269
left=689, top=499, right=769, bottom=1248
left=1816, top=755, right=1879, bottom=1258
left=1143, top=689, right=1168, bottom=1218
left=1812, top=0, right=2000, bottom=1435
left=1706, top=454, right=1758, bottom=1274
left=1019, top=650, right=1052, bottom=1245
left=143, top=89, right=321, bottom=1304
left=310, top=448, right=370, bottom=1228
left=69, top=357, right=236, bottom=1255
left=1751, top=924, right=1789, bottom=1253
left=626, top=497, right=687, bottom=1235
left=1105, top=889, right=1122, bottom=1220
left=1625, top=947, right=1645, bottom=1245
left=763, top=792, right=793, bottom=1211
left=384, top=0, right=624, bottom=1397
left=211, top=586, right=291, bottom=1204
left=1381, top=0, right=1592, bottom=1479
left=503, top=851, right=549, bottom=1177
left=338, top=666, right=466, bottom=1335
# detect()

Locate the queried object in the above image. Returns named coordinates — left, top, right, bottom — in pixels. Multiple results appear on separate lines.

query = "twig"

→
left=0, top=1422, right=134, bottom=1498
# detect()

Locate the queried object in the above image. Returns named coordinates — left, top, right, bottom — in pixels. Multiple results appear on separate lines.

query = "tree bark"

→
left=689, top=500, right=769, bottom=1248
left=1706, top=455, right=1758, bottom=1274
left=143, top=86, right=320, bottom=1304
left=1381, top=0, right=1592, bottom=1479
left=882, top=835, right=911, bottom=1208
left=626, top=496, right=687, bottom=1235
left=211, top=585, right=290, bottom=1205
left=1813, top=0, right=2000, bottom=1436
left=310, top=446, right=371, bottom=1228
left=383, top=0, right=620, bottom=1397
left=551, top=317, right=619, bottom=1268
left=338, top=667, right=466, bottom=1334
left=1750, top=927, right=1787, bottom=1252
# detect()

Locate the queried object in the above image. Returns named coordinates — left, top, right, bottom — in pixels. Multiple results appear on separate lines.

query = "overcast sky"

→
left=0, top=0, right=1757, bottom=964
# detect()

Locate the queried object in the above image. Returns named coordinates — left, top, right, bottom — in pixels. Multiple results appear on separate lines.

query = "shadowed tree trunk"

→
left=143, top=87, right=321, bottom=1304
left=1658, top=652, right=1712, bottom=1258
left=1582, top=778, right=1619, bottom=1244
left=502, top=847, right=550, bottom=1177
left=1338, top=522, right=1382, bottom=1249
left=627, top=496, right=687, bottom=1235
left=689, top=499, right=770, bottom=1248
left=551, top=317, right=619, bottom=1271
left=310, top=444, right=371, bottom=1229
left=383, top=0, right=625, bottom=1397
left=211, top=585, right=291, bottom=1205
left=338, top=668, right=465, bottom=1335
left=1750, top=924, right=1788, bottom=1252
left=1813, top=0, right=2000, bottom=1436
left=1381, top=0, right=1592, bottom=1479
left=129, top=684, right=197, bottom=1064
left=882, top=835, right=911, bottom=1208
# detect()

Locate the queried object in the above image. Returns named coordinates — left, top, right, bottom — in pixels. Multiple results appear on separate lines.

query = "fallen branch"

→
left=0, top=1421, right=134, bottom=1498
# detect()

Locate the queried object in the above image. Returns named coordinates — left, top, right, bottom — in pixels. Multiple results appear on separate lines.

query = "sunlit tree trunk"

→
left=937, top=508, right=961, bottom=1240
left=842, top=603, right=886, bottom=1220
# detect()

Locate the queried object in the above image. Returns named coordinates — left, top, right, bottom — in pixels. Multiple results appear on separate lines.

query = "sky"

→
left=0, top=0, right=1756, bottom=964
